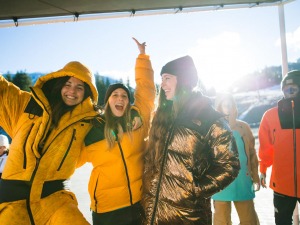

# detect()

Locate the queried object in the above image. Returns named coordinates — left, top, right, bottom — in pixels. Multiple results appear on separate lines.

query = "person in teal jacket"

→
left=212, top=92, right=260, bottom=225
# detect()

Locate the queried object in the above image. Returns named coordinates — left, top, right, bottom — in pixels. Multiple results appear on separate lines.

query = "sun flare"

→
left=189, top=32, right=255, bottom=92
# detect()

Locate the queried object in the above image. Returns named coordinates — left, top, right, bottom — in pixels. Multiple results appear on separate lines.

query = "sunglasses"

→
left=283, top=86, right=299, bottom=95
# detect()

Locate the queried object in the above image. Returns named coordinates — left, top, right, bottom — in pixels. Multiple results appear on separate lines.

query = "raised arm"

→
left=132, top=37, right=146, bottom=55
left=0, top=75, right=31, bottom=137
left=131, top=38, right=155, bottom=131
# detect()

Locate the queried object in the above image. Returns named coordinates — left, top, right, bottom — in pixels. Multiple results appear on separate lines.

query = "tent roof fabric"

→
left=0, top=0, right=287, bottom=22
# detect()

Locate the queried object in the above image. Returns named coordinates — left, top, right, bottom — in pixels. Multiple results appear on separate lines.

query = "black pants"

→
left=274, top=192, right=300, bottom=225
left=92, top=202, right=143, bottom=225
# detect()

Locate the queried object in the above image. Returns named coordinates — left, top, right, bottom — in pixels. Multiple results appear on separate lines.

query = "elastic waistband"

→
left=93, top=201, right=142, bottom=216
left=0, top=179, right=70, bottom=203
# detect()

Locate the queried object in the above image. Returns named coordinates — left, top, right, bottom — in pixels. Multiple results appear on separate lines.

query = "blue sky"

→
left=0, top=0, right=299, bottom=91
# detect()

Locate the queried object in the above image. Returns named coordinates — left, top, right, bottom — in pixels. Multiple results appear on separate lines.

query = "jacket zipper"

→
left=94, top=174, right=100, bottom=212
left=294, top=143, right=297, bottom=197
left=26, top=155, right=41, bottom=225
left=292, top=111, right=298, bottom=197
left=150, top=124, right=175, bottom=225
left=117, top=140, right=133, bottom=205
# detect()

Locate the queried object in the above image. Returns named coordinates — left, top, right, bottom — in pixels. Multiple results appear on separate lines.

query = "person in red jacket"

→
left=259, top=70, right=300, bottom=225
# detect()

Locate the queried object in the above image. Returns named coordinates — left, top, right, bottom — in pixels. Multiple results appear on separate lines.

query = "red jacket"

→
left=259, top=106, right=300, bottom=197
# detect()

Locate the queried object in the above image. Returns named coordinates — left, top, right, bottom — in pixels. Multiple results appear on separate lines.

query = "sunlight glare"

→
left=278, top=26, right=300, bottom=62
left=189, top=32, right=254, bottom=92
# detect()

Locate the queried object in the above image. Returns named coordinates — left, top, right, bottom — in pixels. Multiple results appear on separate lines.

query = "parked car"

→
left=238, top=101, right=278, bottom=128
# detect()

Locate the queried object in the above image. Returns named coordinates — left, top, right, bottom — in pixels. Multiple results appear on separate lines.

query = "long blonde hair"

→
left=103, top=101, right=132, bottom=148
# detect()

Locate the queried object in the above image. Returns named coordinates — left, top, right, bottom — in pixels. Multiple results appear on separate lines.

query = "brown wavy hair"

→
left=146, top=82, right=192, bottom=168
left=43, top=76, right=93, bottom=127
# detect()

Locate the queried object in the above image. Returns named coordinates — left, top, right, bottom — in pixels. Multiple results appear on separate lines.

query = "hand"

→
left=260, top=173, right=267, bottom=188
left=253, top=182, right=260, bottom=192
left=132, top=116, right=143, bottom=130
left=132, top=37, right=146, bottom=55
left=0, top=146, right=7, bottom=156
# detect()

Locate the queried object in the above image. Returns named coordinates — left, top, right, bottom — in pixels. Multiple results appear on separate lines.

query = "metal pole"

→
left=278, top=3, right=288, bottom=78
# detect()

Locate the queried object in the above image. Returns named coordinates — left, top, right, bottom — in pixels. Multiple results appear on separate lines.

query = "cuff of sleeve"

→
left=259, top=164, right=267, bottom=173
left=138, top=54, right=150, bottom=59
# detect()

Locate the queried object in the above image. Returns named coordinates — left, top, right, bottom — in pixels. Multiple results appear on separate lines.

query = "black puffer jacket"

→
left=142, top=93, right=240, bottom=225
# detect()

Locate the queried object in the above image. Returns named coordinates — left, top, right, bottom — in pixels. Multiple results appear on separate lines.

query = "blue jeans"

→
left=274, top=192, right=300, bottom=225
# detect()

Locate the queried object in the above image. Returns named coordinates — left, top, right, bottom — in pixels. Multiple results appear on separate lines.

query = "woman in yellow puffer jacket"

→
left=78, top=38, right=156, bottom=225
left=0, top=61, right=99, bottom=225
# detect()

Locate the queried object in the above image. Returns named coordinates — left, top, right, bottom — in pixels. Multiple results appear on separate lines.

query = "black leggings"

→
left=92, top=202, right=143, bottom=225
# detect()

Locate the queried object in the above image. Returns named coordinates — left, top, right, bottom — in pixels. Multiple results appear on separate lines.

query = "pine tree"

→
left=12, top=71, right=32, bottom=91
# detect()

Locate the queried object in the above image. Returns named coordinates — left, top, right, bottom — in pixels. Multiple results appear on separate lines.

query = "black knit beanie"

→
left=160, top=55, right=198, bottom=88
left=281, top=70, right=300, bottom=90
left=104, top=83, right=131, bottom=103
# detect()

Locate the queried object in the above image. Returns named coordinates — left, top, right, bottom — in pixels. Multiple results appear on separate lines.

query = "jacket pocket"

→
left=272, top=129, right=276, bottom=144
left=57, top=129, right=76, bottom=171
left=23, top=123, right=35, bottom=169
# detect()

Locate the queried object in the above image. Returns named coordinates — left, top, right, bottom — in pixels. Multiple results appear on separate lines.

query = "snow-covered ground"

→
left=71, top=162, right=276, bottom=225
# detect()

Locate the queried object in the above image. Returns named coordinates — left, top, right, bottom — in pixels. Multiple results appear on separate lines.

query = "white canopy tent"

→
left=0, top=0, right=291, bottom=22
left=0, top=0, right=294, bottom=77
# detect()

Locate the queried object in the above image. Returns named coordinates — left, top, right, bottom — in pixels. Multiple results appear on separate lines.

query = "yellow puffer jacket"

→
left=0, top=61, right=98, bottom=224
left=79, top=54, right=155, bottom=213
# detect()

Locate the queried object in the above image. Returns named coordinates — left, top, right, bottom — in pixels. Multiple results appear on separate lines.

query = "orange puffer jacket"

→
left=259, top=106, right=300, bottom=197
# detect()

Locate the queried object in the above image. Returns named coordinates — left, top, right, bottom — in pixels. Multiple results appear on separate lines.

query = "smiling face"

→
left=108, top=88, right=129, bottom=117
left=161, top=73, right=177, bottom=100
left=61, top=77, right=85, bottom=106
